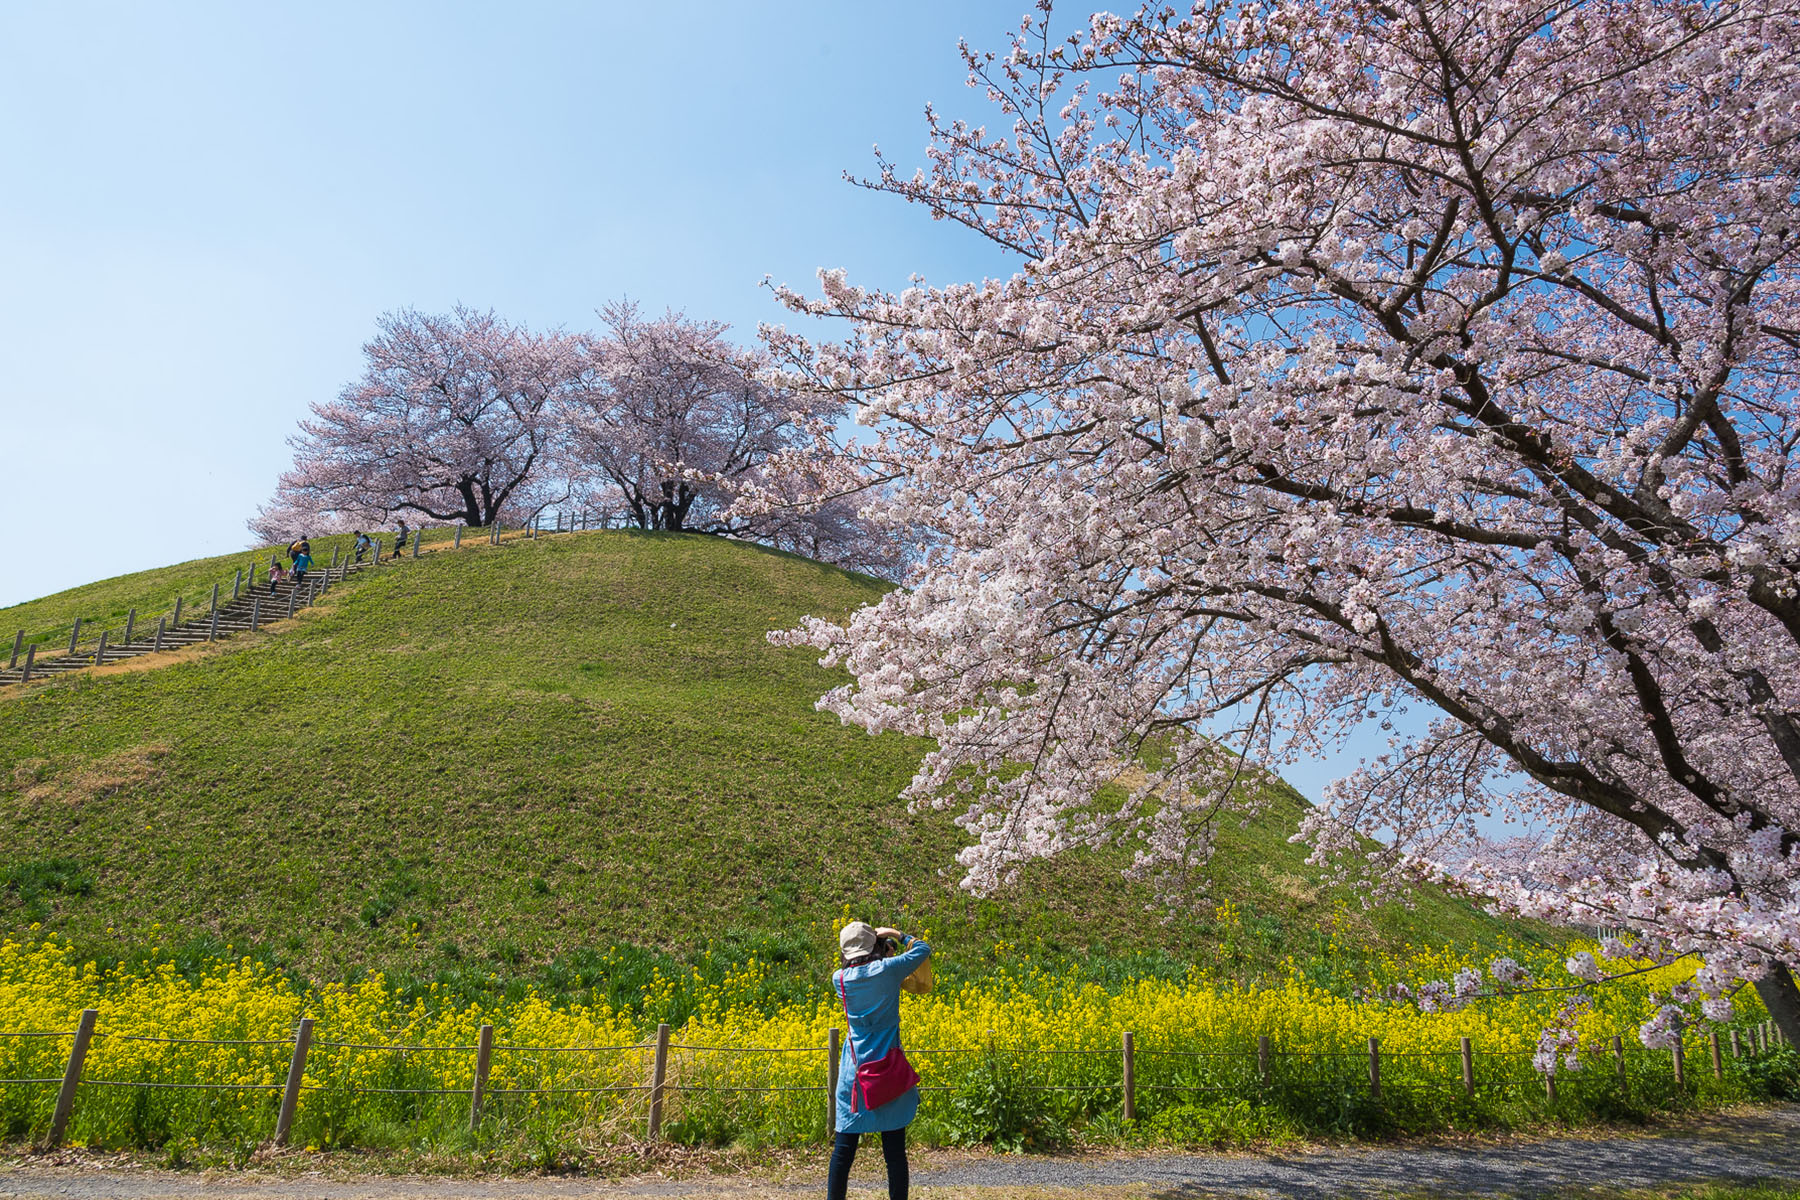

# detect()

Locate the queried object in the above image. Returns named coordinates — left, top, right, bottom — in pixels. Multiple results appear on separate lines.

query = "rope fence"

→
left=0, top=1010, right=1786, bottom=1149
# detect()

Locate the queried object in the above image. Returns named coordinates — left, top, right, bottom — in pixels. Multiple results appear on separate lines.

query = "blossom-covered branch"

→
left=765, top=0, right=1800, bottom=1041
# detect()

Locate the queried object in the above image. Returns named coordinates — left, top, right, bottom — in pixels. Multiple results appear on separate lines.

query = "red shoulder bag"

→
left=837, top=972, right=920, bottom=1112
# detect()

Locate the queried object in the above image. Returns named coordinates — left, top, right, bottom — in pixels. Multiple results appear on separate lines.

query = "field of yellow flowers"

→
left=0, top=933, right=1784, bottom=1155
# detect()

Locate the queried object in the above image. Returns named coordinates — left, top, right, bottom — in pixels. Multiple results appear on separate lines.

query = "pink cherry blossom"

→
left=756, top=0, right=1800, bottom=1039
left=252, top=307, right=574, bottom=538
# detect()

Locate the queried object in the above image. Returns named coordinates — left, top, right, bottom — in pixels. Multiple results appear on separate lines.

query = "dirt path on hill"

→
left=2, top=1106, right=1796, bottom=1199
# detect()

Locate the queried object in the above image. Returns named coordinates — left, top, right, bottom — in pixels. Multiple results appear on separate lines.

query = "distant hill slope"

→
left=0, top=532, right=1546, bottom=991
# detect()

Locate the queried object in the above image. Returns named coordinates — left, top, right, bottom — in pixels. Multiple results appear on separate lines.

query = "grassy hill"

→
left=0, top=532, right=1549, bottom=1008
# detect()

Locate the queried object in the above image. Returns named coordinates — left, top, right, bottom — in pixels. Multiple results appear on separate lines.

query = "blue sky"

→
left=1, top=1, right=1021, bottom=606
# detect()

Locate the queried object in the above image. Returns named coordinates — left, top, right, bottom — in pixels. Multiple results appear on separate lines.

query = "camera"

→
left=874, top=934, right=898, bottom=958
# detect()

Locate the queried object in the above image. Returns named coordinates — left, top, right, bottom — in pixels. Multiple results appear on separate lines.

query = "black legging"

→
left=827, top=1128, right=907, bottom=1200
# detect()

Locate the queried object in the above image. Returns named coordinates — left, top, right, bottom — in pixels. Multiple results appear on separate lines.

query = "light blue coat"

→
left=833, top=937, right=931, bottom=1133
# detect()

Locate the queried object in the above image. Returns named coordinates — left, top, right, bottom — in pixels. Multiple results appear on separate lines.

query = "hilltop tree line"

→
left=251, top=301, right=906, bottom=577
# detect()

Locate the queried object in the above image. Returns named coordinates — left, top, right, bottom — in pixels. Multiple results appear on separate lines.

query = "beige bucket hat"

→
left=838, top=921, right=878, bottom=958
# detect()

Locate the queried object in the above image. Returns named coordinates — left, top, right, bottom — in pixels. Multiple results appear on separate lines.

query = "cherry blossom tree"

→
left=251, top=307, right=574, bottom=540
left=562, top=302, right=906, bottom=574
left=762, top=0, right=1800, bottom=1038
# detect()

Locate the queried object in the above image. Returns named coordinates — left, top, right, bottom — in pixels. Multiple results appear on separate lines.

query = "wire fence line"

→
left=1, top=1009, right=1787, bottom=1150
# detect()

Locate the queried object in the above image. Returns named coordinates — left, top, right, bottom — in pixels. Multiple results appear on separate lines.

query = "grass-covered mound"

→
left=0, top=532, right=1546, bottom=1001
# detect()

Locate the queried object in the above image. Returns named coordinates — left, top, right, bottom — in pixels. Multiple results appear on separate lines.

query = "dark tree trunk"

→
left=456, top=478, right=484, bottom=528
left=1754, top=962, right=1800, bottom=1047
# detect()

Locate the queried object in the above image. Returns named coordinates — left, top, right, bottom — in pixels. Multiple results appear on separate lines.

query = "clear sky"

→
left=0, top=0, right=1022, bottom=607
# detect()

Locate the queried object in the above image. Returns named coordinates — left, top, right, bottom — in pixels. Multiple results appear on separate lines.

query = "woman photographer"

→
left=830, top=921, right=931, bottom=1200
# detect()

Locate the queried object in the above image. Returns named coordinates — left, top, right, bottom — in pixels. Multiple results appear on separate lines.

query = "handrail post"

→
left=647, top=1023, right=671, bottom=1140
left=123, top=609, right=135, bottom=645
left=207, top=605, right=220, bottom=643
left=21, top=643, right=35, bottom=683
left=470, top=1023, right=494, bottom=1130
left=1121, top=1030, right=1136, bottom=1121
left=286, top=586, right=298, bottom=620
left=233, top=568, right=242, bottom=600
left=68, top=616, right=82, bottom=657
left=93, top=630, right=107, bottom=667
left=1460, top=1036, right=1474, bottom=1099
left=412, top=530, right=420, bottom=558
left=251, top=598, right=261, bottom=633
left=47, top=1009, right=97, bottom=1148
left=153, top=619, right=165, bottom=653
left=1368, top=1036, right=1381, bottom=1100
left=454, top=525, right=462, bottom=549
left=210, top=583, right=220, bottom=616
left=274, top=1017, right=312, bottom=1147
left=172, top=596, right=183, bottom=628
left=827, top=1027, right=841, bottom=1136
left=1731, top=1029, right=1741, bottom=1059
left=8, top=628, right=21, bottom=668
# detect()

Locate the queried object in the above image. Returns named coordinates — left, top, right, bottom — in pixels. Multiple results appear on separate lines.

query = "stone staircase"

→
left=0, top=547, right=395, bottom=686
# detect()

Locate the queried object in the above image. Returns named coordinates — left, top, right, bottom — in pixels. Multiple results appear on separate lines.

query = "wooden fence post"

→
left=251, top=598, right=261, bottom=633
left=210, top=583, right=220, bottom=615
left=1544, top=1069, right=1557, bottom=1104
left=172, top=596, right=183, bottom=628
left=331, top=546, right=339, bottom=570
left=648, top=1023, right=671, bottom=1141
left=1612, top=1035, right=1627, bottom=1093
left=93, top=630, right=107, bottom=667
left=47, top=1009, right=97, bottom=1148
left=1731, top=1029, right=1741, bottom=1059
left=207, top=605, right=220, bottom=643
left=233, top=568, right=242, bottom=600
left=123, top=609, right=135, bottom=645
left=827, top=1027, right=841, bottom=1135
left=248, top=563, right=256, bottom=590
left=20, top=643, right=34, bottom=683
left=8, top=629, right=21, bottom=669
left=153, top=619, right=165, bottom=653
left=470, top=1024, right=493, bottom=1130
left=1461, top=1036, right=1474, bottom=1099
left=274, top=1017, right=312, bottom=1147
left=68, top=616, right=82, bottom=656
left=286, top=586, right=298, bottom=620
left=411, top=531, right=420, bottom=558
left=1368, top=1037, right=1381, bottom=1100
left=1121, top=1030, right=1136, bottom=1120
left=1672, top=1038, right=1686, bottom=1090
left=454, top=525, right=462, bottom=549
left=1257, top=1034, right=1270, bottom=1087
left=1710, top=1031, right=1723, bottom=1079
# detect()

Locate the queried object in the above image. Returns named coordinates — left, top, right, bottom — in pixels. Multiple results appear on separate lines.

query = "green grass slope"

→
left=0, top=532, right=1546, bottom=1002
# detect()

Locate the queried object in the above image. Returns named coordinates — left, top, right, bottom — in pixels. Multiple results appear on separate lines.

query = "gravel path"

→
left=2, top=1106, right=1796, bottom=1199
